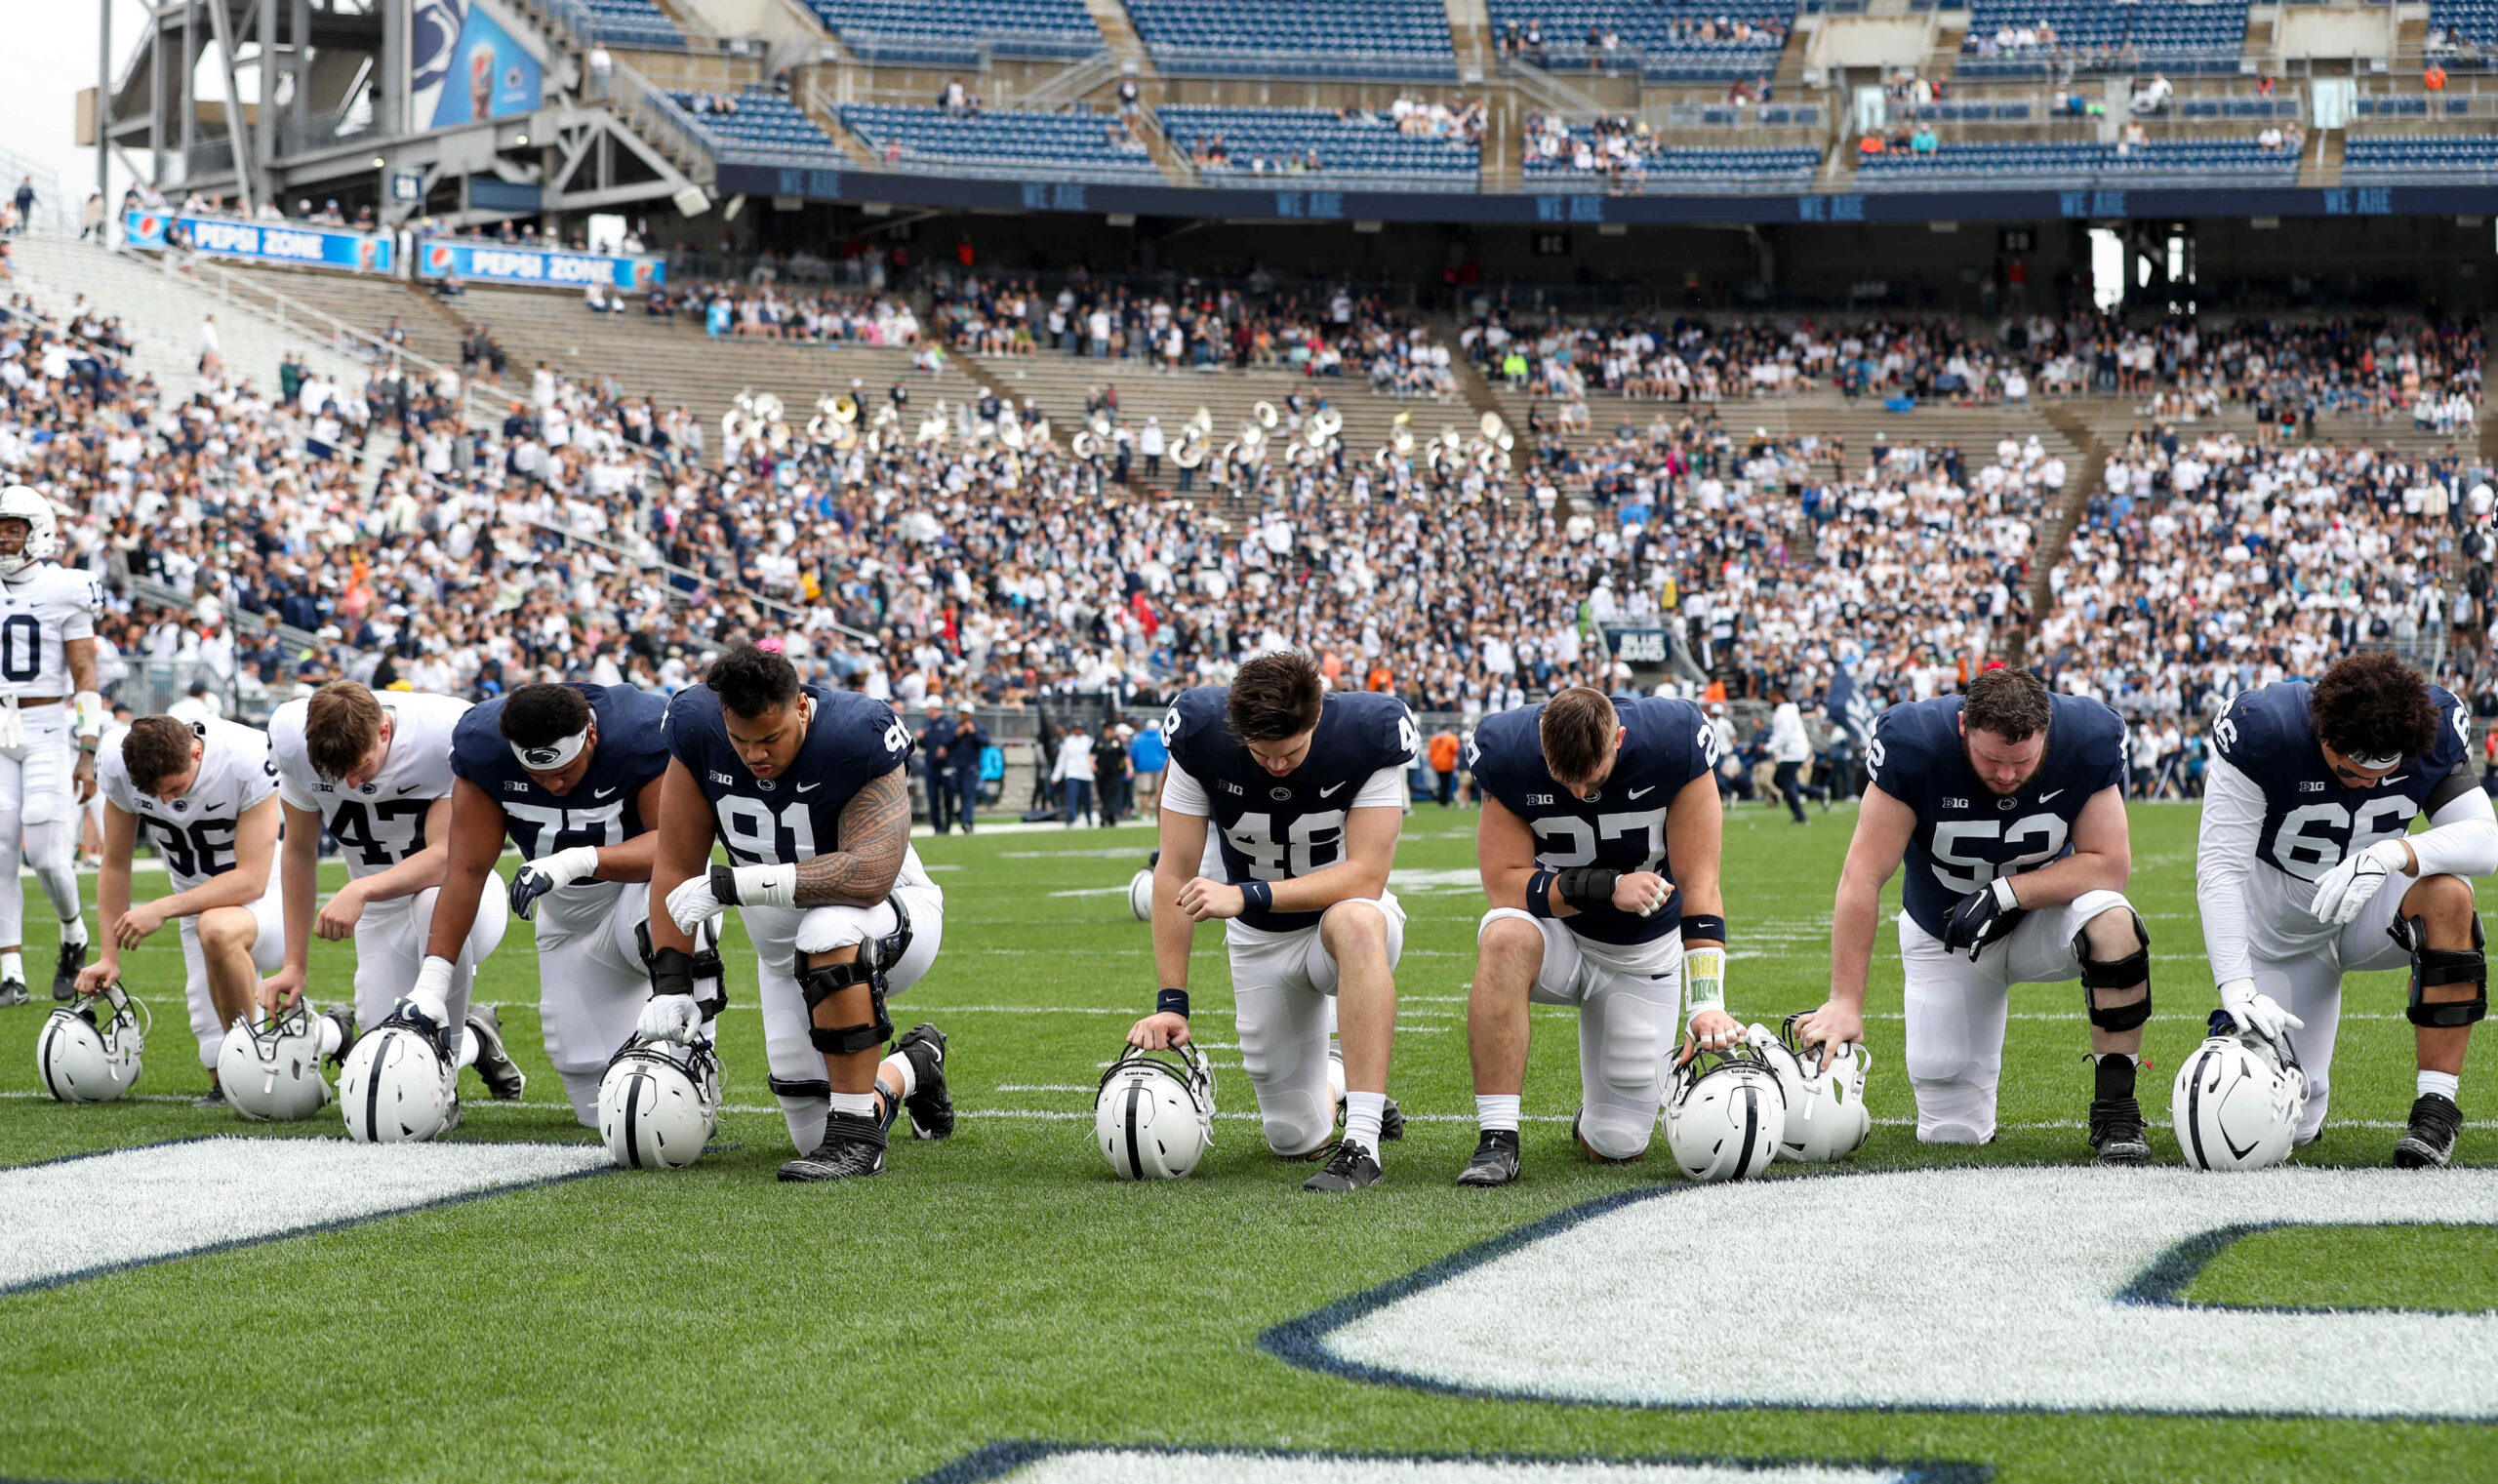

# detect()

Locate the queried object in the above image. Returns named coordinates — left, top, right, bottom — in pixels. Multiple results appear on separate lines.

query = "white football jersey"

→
left=268, top=691, right=470, bottom=881
left=100, top=717, right=280, bottom=892
left=0, top=563, right=101, bottom=700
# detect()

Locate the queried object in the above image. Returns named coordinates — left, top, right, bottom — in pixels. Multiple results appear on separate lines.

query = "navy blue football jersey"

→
left=450, top=684, right=671, bottom=861
left=1867, top=692, right=2127, bottom=939
left=1467, top=695, right=1718, bottom=945
left=2211, top=679, right=2473, bottom=883
left=665, top=684, right=911, bottom=864
left=1163, top=685, right=1417, bottom=933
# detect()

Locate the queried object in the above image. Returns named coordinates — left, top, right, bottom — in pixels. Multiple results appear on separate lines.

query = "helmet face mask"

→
left=598, top=1035, right=722, bottom=1170
left=1663, top=1042, right=1787, bottom=1183
left=220, top=1002, right=335, bottom=1122
left=0, top=487, right=59, bottom=578
left=1094, top=1041, right=1216, bottom=1180
left=38, top=984, right=147, bottom=1103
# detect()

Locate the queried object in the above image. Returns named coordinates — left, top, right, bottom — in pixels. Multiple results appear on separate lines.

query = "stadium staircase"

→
left=1081, top=0, right=1157, bottom=74
left=2020, top=400, right=2111, bottom=663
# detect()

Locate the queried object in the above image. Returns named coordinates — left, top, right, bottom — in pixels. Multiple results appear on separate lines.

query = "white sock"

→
left=59, top=915, right=86, bottom=948
left=317, top=1016, right=344, bottom=1057
left=2420, top=1069, right=2461, bottom=1103
left=1475, top=1093, right=1521, bottom=1134
left=827, top=1090, right=879, bottom=1120
left=881, top=1052, right=917, bottom=1101
left=1, top=951, right=21, bottom=985
left=1344, top=1090, right=1387, bottom=1154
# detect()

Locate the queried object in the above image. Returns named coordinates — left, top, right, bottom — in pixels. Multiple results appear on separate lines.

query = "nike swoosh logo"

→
left=396, top=784, right=425, bottom=795
left=2383, top=775, right=2409, bottom=785
left=1319, top=782, right=1346, bottom=797
left=796, top=782, right=822, bottom=793
left=592, top=785, right=618, bottom=798
left=2038, top=789, right=2064, bottom=802
left=1629, top=785, right=1656, bottom=799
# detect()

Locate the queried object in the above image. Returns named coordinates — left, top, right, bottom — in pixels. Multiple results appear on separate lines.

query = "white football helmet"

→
left=1751, top=1016, right=1874, bottom=1164
left=1663, top=1043, right=1787, bottom=1183
left=0, top=484, right=60, bottom=577
left=1095, top=1040, right=1216, bottom=1180
left=339, top=1006, right=456, bottom=1143
left=597, top=1035, right=723, bottom=1170
left=37, top=983, right=147, bottom=1103
left=2173, top=1011, right=2309, bottom=1172
left=220, top=1003, right=337, bottom=1122
left=1127, top=867, right=1154, bottom=923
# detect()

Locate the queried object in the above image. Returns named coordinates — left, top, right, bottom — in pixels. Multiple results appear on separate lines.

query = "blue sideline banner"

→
left=123, top=211, right=394, bottom=273
left=414, top=240, right=665, bottom=291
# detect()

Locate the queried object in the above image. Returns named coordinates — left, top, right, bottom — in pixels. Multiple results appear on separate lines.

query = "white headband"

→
left=2346, top=748, right=2403, bottom=772
left=511, top=727, right=589, bottom=772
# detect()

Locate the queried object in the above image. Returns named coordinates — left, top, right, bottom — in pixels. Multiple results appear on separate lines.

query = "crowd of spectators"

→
left=1495, top=12, right=1789, bottom=59
left=1522, top=111, right=1682, bottom=177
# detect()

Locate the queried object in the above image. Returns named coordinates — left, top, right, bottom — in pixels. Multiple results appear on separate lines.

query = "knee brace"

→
left=800, top=957, right=892, bottom=1056
left=637, top=923, right=726, bottom=1021
left=767, top=1073, right=832, bottom=1100
left=2075, top=910, right=2152, bottom=1032
left=2397, top=913, right=2489, bottom=1029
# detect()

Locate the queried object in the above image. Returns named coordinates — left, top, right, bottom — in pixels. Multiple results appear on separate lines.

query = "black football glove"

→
left=1942, top=877, right=2027, bottom=961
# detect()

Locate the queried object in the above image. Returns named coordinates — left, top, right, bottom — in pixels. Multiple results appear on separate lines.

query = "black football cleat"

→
left=1303, top=1141, right=1384, bottom=1192
left=464, top=1005, right=527, bottom=1101
left=0, top=975, right=25, bottom=1008
left=2393, top=1093, right=2463, bottom=1168
left=894, top=1023, right=954, bottom=1141
left=2089, top=1097, right=2151, bottom=1165
left=52, top=939, right=85, bottom=1001
left=321, top=1006, right=358, bottom=1067
left=192, top=1079, right=226, bottom=1109
left=1379, top=1094, right=1406, bottom=1142
left=779, top=1111, right=890, bottom=1182
left=1457, top=1129, right=1521, bottom=1186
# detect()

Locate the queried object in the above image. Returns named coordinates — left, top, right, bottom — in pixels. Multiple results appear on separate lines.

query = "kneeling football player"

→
left=84, top=716, right=342, bottom=1103
left=2197, top=653, right=2497, bottom=1166
left=1125, top=650, right=1418, bottom=1191
left=417, top=681, right=692, bottom=1127
left=261, top=681, right=521, bottom=1121
left=653, top=644, right=952, bottom=1182
left=1459, top=686, right=1734, bottom=1185
left=1797, top=666, right=2153, bottom=1161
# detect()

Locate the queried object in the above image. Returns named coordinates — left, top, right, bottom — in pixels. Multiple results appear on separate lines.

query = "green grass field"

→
left=2, top=800, right=2492, bottom=1484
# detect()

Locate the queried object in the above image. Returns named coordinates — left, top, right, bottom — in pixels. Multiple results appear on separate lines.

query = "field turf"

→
left=1, top=799, right=2491, bottom=1483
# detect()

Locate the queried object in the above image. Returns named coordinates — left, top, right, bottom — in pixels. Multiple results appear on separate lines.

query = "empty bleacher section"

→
left=799, top=0, right=1102, bottom=64
left=2343, top=134, right=2498, bottom=181
left=1159, top=105, right=1479, bottom=186
left=838, top=104, right=1163, bottom=178
left=1123, top=0, right=1459, bottom=78
left=1956, top=0, right=2248, bottom=76
left=551, top=0, right=687, bottom=49
left=669, top=90, right=846, bottom=162
left=2428, top=0, right=2498, bottom=64
left=1486, top=0, right=1791, bottom=81
left=1855, top=140, right=2299, bottom=187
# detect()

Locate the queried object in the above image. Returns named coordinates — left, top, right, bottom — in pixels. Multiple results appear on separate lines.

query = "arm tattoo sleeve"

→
left=792, top=767, right=909, bottom=906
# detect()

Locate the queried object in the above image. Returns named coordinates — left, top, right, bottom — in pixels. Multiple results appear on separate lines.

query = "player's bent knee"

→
left=2075, top=906, right=2152, bottom=1030
left=1577, top=1111, right=1653, bottom=1161
left=1598, top=1006, right=1665, bottom=1095
left=1260, top=1097, right=1332, bottom=1159
left=199, top=907, right=255, bottom=953
left=1319, top=900, right=1390, bottom=960
left=793, top=910, right=872, bottom=957
left=2402, top=906, right=2488, bottom=1028
left=2403, top=870, right=2478, bottom=929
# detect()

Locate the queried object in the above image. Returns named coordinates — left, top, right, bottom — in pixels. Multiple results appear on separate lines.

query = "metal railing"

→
left=608, top=56, right=724, bottom=180
left=0, top=143, right=75, bottom=236
left=274, top=101, right=383, bottom=160
left=833, top=27, right=1103, bottom=65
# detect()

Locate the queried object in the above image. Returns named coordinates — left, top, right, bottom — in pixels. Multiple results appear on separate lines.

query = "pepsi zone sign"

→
left=124, top=212, right=392, bottom=274
left=417, top=241, right=665, bottom=291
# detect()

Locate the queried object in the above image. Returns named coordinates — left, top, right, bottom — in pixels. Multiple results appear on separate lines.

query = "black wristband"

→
left=1239, top=879, right=1274, bottom=913
left=708, top=862, right=742, bottom=905
left=1680, top=912, right=1727, bottom=945
left=1156, top=987, right=1190, bottom=1019
left=648, top=946, right=696, bottom=999
left=1554, top=866, right=1621, bottom=913
left=1526, top=867, right=1559, bottom=919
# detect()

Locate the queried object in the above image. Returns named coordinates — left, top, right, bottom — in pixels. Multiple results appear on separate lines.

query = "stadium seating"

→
left=2343, top=134, right=2498, bottom=180
left=578, top=0, right=687, bottom=48
left=801, top=0, right=1101, bottom=63
left=1856, top=140, right=2297, bottom=186
left=1484, top=0, right=1791, bottom=81
left=669, top=91, right=847, bottom=161
left=2351, top=97, right=2476, bottom=117
left=2432, top=0, right=2498, bottom=60
left=1158, top=107, right=1479, bottom=183
left=1524, top=139, right=1819, bottom=187
left=838, top=104, right=1163, bottom=177
left=1956, top=0, right=2248, bottom=76
left=1124, top=0, right=1460, bottom=79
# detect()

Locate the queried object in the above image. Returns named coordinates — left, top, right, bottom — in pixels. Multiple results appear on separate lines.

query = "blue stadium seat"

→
left=1126, top=0, right=1460, bottom=76
left=579, top=0, right=688, bottom=48
left=2344, top=133, right=2498, bottom=179
left=669, top=90, right=846, bottom=160
left=838, top=103, right=1164, bottom=176
left=1482, top=0, right=1789, bottom=81
left=1158, top=106, right=1479, bottom=180
left=1524, top=137, right=1817, bottom=186
left=1855, top=138, right=2297, bottom=185
left=803, top=0, right=1099, bottom=61
left=1958, top=0, right=2246, bottom=72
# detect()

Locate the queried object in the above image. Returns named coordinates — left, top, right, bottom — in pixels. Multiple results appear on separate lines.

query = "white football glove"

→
left=405, top=955, right=455, bottom=1030
left=665, top=872, right=728, bottom=935
left=636, top=992, right=703, bottom=1046
left=2308, top=838, right=2410, bottom=927
left=2218, top=977, right=2305, bottom=1045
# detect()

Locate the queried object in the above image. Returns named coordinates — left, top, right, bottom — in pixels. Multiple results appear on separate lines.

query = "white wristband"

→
left=1991, top=876, right=2020, bottom=911
left=732, top=862, right=798, bottom=909
left=73, top=690, right=103, bottom=740
left=1683, top=944, right=1727, bottom=1030
left=539, top=845, right=601, bottom=888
